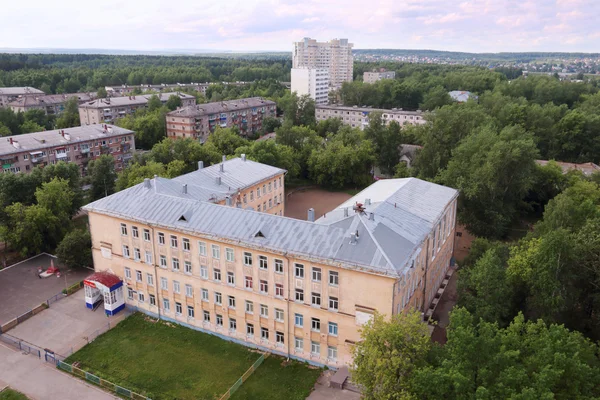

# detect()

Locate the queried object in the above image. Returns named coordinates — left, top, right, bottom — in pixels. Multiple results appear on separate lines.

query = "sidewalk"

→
left=0, top=343, right=116, bottom=400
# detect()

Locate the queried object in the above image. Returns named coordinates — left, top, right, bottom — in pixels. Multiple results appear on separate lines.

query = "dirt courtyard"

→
left=285, top=188, right=352, bottom=220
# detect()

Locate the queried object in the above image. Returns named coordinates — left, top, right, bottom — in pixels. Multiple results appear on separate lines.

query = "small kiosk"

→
left=84, top=271, right=125, bottom=316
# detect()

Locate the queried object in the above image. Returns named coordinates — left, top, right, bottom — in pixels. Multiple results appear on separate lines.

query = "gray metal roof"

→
left=83, top=169, right=457, bottom=278
left=0, top=125, right=134, bottom=156
left=79, top=92, right=194, bottom=109
left=8, top=93, right=96, bottom=107
left=167, top=97, right=275, bottom=117
left=0, top=87, right=44, bottom=96
left=316, top=104, right=423, bottom=116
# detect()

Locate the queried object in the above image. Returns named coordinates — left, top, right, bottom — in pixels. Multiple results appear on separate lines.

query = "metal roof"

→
left=0, top=87, right=44, bottom=96
left=7, top=93, right=96, bottom=107
left=167, top=97, right=275, bottom=118
left=79, top=92, right=194, bottom=109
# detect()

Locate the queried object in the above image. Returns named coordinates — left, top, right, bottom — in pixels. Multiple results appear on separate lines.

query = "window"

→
left=259, top=280, right=268, bottom=294
left=200, top=265, right=208, bottom=279
left=226, top=248, right=234, bottom=262
left=131, top=226, right=139, bottom=238
left=175, top=302, right=182, bottom=315
left=329, top=296, right=339, bottom=311
left=258, top=255, right=268, bottom=270
left=124, top=267, right=131, bottom=279
left=170, top=235, right=177, bottom=248
left=311, top=318, right=320, bottom=332
left=257, top=188, right=261, bottom=198
left=120, top=223, right=127, bottom=236
left=312, top=292, right=321, bottom=307
left=160, top=277, right=168, bottom=290
left=146, top=273, right=154, bottom=286
left=159, top=255, right=167, bottom=268
left=245, top=300, right=254, bottom=314
left=173, top=280, right=180, bottom=294
left=201, top=288, right=209, bottom=301
left=135, top=270, right=142, bottom=282
left=212, top=244, right=220, bottom=259
left=276, top=331, right=284, bottom=344
left=145, top=251, right=152, bottom=264
left=295, top=313, right=303, bottom=327
left=184, top=261, right=192, bottom=274
left=143, top=229, right=150, bottom=241
left=227, top=271, right=235, bottom=285
left=311, top=341, right=320, bottom=355
left=295, top=289, right=304, bottom=302
left=213, top=269, right=221, bottom=282
left=268, top=182, right=272, bottom=192
left=187, top=305, right=195, bottom=318
left=203, top=311, right=210, bottom=322
left=158, top=232, right=165, bottom=245
left=250, top=191, right=254, bottom=201
left=198, top=241, right=207, bottom=256
left=216, top=314, right=223, bottom=327
left=215, top=292, right=222, bottom=305
left=262, top=184, right=266, bottom=195
left=328, top=346, right=338, bottom=360
left=295, top=263, right=304, bottom=278
left=274, top=259, right=283, bottom=274
left=268, top=199, right=272, bottom=209
left=246, top=323, right=254, bottom=336
left=295, top=337, right=304, bottom=351
left=172, top=258, right=180, bottom=271
left=149, top=294, right=156, bottom=306
left=312, top=267, right=322, bottom=282
left=228, top=296, right=236, bottom=308
left=329, top=271, right=339, bottom=286
left=328, top=322, right=338, bottom=336
left=127, top=288, right=134, bottom=299
left=163, top=298, right=170, bottom=311
left=134, top=248, right=141, bottom=261
left=275, top=308, right=284, bottom=322
left=275, top=283, right=284, bottom=297
left=244, top=252, right=253, bottom=266
left=182, top=238, right=190, bottom=251
left=243, top=194, right=247, bottom=204
left=261, top=327, right=269, bottom=340
left=245, top=276, right=253, bottom=289
left=122, top=245, right=130, bottom=258
left=185, top=284, right=193, bottom=298
left=260, top=304, right=268, bottom=318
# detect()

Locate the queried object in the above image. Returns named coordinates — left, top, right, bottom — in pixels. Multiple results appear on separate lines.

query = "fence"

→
left=219, top=352, right=269, bottom=400
left=57, top=360, right=151, bottom=400
left=0, top=333, right=53, bottom=362
left=63, top=281, right=84, bottom=295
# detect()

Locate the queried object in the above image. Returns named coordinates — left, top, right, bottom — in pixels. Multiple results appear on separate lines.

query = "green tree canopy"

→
left=87, top=155, right=117, bottom=201
left=56, top=229, right=92, bottom=269
left=55, top=97, right=80, bottom=129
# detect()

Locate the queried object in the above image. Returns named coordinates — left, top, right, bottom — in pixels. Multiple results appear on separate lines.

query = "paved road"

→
left=0, top=344, right=116, bottom=400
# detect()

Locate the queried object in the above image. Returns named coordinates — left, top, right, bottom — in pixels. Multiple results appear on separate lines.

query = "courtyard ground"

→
left=0, top=387, right=29, bottom=400
left=65, top=313, right=320, bottom=400
left=0, top=254, right=91, bottom=324
left=285, top=188, right=352, bottom=220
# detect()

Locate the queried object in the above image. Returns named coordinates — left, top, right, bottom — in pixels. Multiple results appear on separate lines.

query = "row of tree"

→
left=0, top=97, right=81, bottom=135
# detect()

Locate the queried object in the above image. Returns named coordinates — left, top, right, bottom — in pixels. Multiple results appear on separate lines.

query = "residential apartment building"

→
left=0, top=87, right=45, bottom=108
left=166, top=97, right=276, bottom=142
left=83, top=159, right=458, bottom=368
left=291, top=68, right=329, bottom=105
left=8, top=93, right=97, bottom=115
left=105, top=83, right=210, bottom=96
left=363, top=69, right=396, bottom=84
left=316, top=105, right=426, bottom=130
left=0, top=124, right=134, bottom=175
left=292, top=38, right=353, bottom=89
left=79, top=92, right=196, bottom=125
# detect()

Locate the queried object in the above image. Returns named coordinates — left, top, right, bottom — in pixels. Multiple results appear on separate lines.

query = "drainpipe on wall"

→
left=421, top=235, right=430, bottom=315
left=284, top=252, right=291, bottom=361
left=149, top=225, right=161, bottom=322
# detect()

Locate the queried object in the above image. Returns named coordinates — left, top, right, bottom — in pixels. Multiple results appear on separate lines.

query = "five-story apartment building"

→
left=316, top=105, right=426, bottom=130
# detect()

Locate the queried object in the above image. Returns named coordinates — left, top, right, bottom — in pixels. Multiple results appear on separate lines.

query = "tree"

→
left=364, top=113, right=404, bottom=175
left=352, top=311, right=431, bottom=400
left=203, top=128, right=249, bottom=156
left=149, top=137, right=220, bottom=172
left=146, top=95, right=163, bottom=112
left=5, top=203, right=59, bottom=256
left=20, top=120, right=44, bottom=134
left=280, top=92, right=316, bottom=126
left=87, top=155, right=117, bottom=201
left=35, top=178, right=75, bottom=221
left=165, top=95, right=182, bottom=111
left=117, top=107, right=167, bottom=150
left=260, top=117, right=281, bottom=134
left=315, top=118, right=343, bottom=137
left=96, top=87, right=108, bottom=98
left=0, top=123, right=10, bottom=136
left=37, top=161, right=84, bottom=214
left=419, top=85, right=453, bottom=111
left=55, top=97, right=80, bottom=129
left=56, top=229, right=92, bottom=269
left=115, top=161, right=167, bottom=191
left=235, top=140, right=300, bottom=178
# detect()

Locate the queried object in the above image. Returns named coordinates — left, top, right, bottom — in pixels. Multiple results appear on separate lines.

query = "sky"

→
left=0, top=0, right=598, bottom=53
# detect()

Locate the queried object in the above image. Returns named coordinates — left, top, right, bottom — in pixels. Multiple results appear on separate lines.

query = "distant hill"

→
left=353, top=49, right=600, bottom=62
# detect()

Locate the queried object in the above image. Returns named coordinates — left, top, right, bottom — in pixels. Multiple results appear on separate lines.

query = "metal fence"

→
left=57, top=360, right=151, bottom=400
left=219, top=353, right=269, bottom=400
left=0, top=333, right=46, bottom=361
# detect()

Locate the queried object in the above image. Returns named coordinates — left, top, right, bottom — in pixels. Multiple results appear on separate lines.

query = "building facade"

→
left=0, top=87, right=45, bottom=108
left=105, top=83, right=210, bottom=97
left=83, top=159, right=458, bottom=368
left=8, top=93, right=97, bottom=115
left=166, top=98, right=276, bottom=141
left=293, top=38, right=353, bottom=89
left=0, top=124, right=135, bottom=175
left=291, top=68, right=329, bottom=105
left=363, top=69, right=396, bottom=84
left=316, top=105, right=426, bottom=129
left=79, top=92, right=196, bottom=125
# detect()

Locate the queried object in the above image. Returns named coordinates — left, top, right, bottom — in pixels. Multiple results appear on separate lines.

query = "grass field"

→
left=65, top=313, right=321, bottom=400
left=0, top=388, right=29, bottom=400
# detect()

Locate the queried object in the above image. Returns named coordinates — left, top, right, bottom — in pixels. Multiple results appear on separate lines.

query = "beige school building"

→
left=84, top=157, right=457, bottom=367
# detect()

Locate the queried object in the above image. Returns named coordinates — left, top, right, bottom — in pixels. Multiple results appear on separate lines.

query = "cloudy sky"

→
left=0, top=0, right=597, bottom=53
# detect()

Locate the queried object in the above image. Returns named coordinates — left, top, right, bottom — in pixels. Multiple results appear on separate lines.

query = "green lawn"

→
left=65, top=313, right=320, bottom=400
left=0, top=388, right=29, bottom=400
left=232, top=356, right=322, bottom=400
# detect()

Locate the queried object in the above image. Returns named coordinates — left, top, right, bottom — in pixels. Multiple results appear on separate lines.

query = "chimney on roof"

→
left=9, top=138, right=13, bottom=144
left=154, top=174, right=158, bottom=179
left=198, top=160, right=204, bottom=170
left=369, top=212, right=375, bottom=221
left=182, top=184, right=187, bottom=194
left=343, top=208, right=348, bottom=217
left=241, top=154, right=246, bottom=161
left=144, top=178, right=151, bottom=188
left=307, top=208, right=315, bottom=222
left=222, top=155, right=227, bottom=163
left=226, top=196, right=232, bottom=206
left=350, top=232, right=357, bottom=244
left=216, top=176, right=221, bottom=185
left=365, top=198, right=371, bottom=206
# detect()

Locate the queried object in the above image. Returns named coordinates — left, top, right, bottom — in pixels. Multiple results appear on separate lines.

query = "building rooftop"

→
left=7, top=93, right=96, bottom=107
left=79, top=92, right=194, bottom=109
left=448, top=90, right=477, bottom=102
left=0, top=124, right=134, bottom=156
left=316, top=104, right=423, bottom=115
left=0, top=87, right=45, bottom=96
left=536, top=160, right=600, bottom=176
left=167, top=97, right=275, bottom=118
left=83, top=166, right=457, bottom=278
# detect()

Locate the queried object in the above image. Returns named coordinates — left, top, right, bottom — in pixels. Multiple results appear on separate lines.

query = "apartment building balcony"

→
left=31, top=156, right=44, bottom=164
left=80, top=147, right=91, bottom=154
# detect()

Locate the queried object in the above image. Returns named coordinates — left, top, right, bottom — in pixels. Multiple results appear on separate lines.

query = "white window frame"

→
left=198, top=241, right=207, bottom=256
left=328, top=322, right=338, bottom=336
left=329, top=271, right=339, bottom=286
left=212, top=244, right=220, bottom=259
left=170, top=235, right=178, bottom=248
left=226, top=248, right=234, bottom=262
left=274, top=259, right=283, bottom=274
left=295, top=263, right=304, bottom=278
left=258, top=255, right=268, bottom=270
